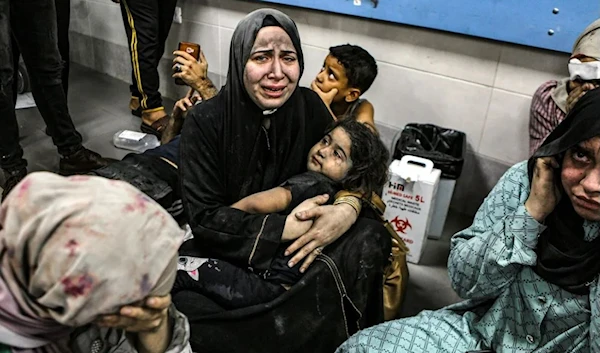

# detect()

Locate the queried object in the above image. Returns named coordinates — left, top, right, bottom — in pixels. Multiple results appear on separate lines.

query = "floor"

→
left=3, top=63, right=472, bottom=317
left=1, top=63, right=174, bottom=186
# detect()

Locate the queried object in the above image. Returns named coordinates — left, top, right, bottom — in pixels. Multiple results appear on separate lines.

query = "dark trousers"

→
left=119, top=0, right=177, bottom=112
left=172, top=259, right=286, bottom=310
left=11, top=0, right=70, bottom=100
left=0, top=0, right=82, bottom=171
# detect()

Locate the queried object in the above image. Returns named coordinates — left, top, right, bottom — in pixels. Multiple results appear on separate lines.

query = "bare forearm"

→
left=135, top=315, right=172, bottom=353
left=232, top=187, right=291, bottom=214
left=191, top=78, right=218, bottom=101
left=231, top=197, right=262, bottom=214
left=161, top=118, right=184, bottom=145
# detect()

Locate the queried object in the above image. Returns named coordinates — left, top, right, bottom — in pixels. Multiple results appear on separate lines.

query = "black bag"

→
left=393, top=123, right=466, bottom=179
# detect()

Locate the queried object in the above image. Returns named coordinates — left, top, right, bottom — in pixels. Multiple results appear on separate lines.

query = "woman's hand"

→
left=173, top=50, right=209, bottom=89
left=525, top=157, right=561, bottom=222
left=96, top=295, right=170, bottom=332
left=567, top=82, right=598, bottom=113
left=281, top=194, right=329, bottom=242
left=285, top=202, right=358, bottom=273
left=311, top=80, right=338, bottom=107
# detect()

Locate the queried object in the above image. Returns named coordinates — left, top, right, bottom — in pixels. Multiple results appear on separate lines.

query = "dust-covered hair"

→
left=329, top=44, right=378, bottom=94
left=327, top=119, right=389, bottom=198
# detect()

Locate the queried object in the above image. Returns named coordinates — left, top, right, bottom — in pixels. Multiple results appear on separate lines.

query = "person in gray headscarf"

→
left=175, top=8, right=391, bottom=353
left=529, top=18, right=600, bottom=155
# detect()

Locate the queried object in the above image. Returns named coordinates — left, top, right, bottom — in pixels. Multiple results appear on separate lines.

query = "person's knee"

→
left=28, top=60, right=63, bottom=87
left=0, top=49, right=14, bottom=90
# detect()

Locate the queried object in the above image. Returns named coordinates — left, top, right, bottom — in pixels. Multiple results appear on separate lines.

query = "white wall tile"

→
left=218, top=0, right=265, bottom=29
left=216, top=0, right=500, bottom=86
left=218, top=27, right=234, bottom=78
left=68, top=0, right=577, bottom=218
left=291, top=10, right=501, bottom=86
left=366, top=62, right=492, bottom=149
left=70, top=0, right=91, bottom=36
left=87, top=0, right=127, bottom=46
left=478, top=89, right=532, bottom=164
left=180, top=0, right=220, bottom=26
left=494, top=44, right=569, bottom=96
left=299, top=45, right=329, bottom=89
left=165, top=21, right=221, bottom=76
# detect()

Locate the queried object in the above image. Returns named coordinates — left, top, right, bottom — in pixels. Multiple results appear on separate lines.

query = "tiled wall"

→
left=69, top=0, right=570, bottom=216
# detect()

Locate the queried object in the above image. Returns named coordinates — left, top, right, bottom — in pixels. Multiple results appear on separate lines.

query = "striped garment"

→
left=529, top=81, right=567, bottom=155
left=337, top=161, right=600, bottom=353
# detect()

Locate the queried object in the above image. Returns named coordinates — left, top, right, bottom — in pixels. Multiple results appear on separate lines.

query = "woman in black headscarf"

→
left=337, top=88, right=600, bottom=353
left=176, top=8, right=391, bottom=353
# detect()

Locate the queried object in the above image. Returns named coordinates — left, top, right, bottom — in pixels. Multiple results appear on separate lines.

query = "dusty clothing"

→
left=0, top=173, right=189, bottom=353
left=337, top=88, right=600, bottom=353
left=176, top=8, right=390, bottom=353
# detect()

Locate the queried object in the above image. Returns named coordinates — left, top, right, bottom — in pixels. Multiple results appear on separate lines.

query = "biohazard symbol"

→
left=390, top=216, right=412, bottom=234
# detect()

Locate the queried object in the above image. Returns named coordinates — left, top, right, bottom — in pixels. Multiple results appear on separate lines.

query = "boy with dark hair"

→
left=311, top=44, right=378, bottom=130
left=173, top=119, right=390, bottom=308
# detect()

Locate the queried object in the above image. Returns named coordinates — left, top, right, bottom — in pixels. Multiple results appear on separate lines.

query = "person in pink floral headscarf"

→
left=0, top=172, right=191, bottom=353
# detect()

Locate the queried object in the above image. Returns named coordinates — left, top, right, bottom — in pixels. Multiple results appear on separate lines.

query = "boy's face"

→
left=307, top=126, right=353, bottom=181
left=314, top=55, right=360, bottom=104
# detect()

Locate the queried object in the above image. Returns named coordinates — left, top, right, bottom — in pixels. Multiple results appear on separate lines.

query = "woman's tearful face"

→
left=562, top=136, right=600, bottom=221
left=243, top=26, right=300, bottom=110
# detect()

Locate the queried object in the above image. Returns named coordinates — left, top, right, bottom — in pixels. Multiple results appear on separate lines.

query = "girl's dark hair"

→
left=326, top=119, right=389, bottom=199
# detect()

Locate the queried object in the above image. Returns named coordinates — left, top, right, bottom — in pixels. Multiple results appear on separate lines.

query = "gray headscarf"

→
left=572, top=18, right=600, bottom=59
left=226, top=8, right=304, bottom=92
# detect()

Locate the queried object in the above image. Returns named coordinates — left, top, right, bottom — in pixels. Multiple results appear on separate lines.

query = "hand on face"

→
left=311, top=79, right=338, bottom=106
left=526, top=157, right=562, bottom=222
left=243, top=26, right=300, bottom=110
left=567, top=81, right=599, bottom=113
left=312, top=54, right=352, bottom=107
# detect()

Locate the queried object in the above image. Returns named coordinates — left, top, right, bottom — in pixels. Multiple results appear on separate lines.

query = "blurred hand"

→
left=172, top=89, right=199, bottom=119
left=96, top=295, right=170, bottom=332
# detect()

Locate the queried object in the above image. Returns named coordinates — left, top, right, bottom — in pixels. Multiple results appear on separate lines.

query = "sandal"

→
left=140, top=115, right=170, bottom=139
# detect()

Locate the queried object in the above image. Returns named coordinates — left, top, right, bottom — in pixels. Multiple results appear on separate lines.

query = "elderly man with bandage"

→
left=529, top=18, right=600, bottom=155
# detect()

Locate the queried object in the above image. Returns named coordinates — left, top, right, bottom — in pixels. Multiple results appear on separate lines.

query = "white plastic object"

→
left=397, top=155, right=434, bottom=182
left=173, top=7, right=183, bottom=24
left=112, top=130, right=159, bottom=153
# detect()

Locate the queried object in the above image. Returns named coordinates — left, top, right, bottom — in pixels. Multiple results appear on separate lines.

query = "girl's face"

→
left=243, top=26, right=300, bottom=110
left=307, top=126, right=353, bottom=181
left=561, top=136, right=600, bottom=221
